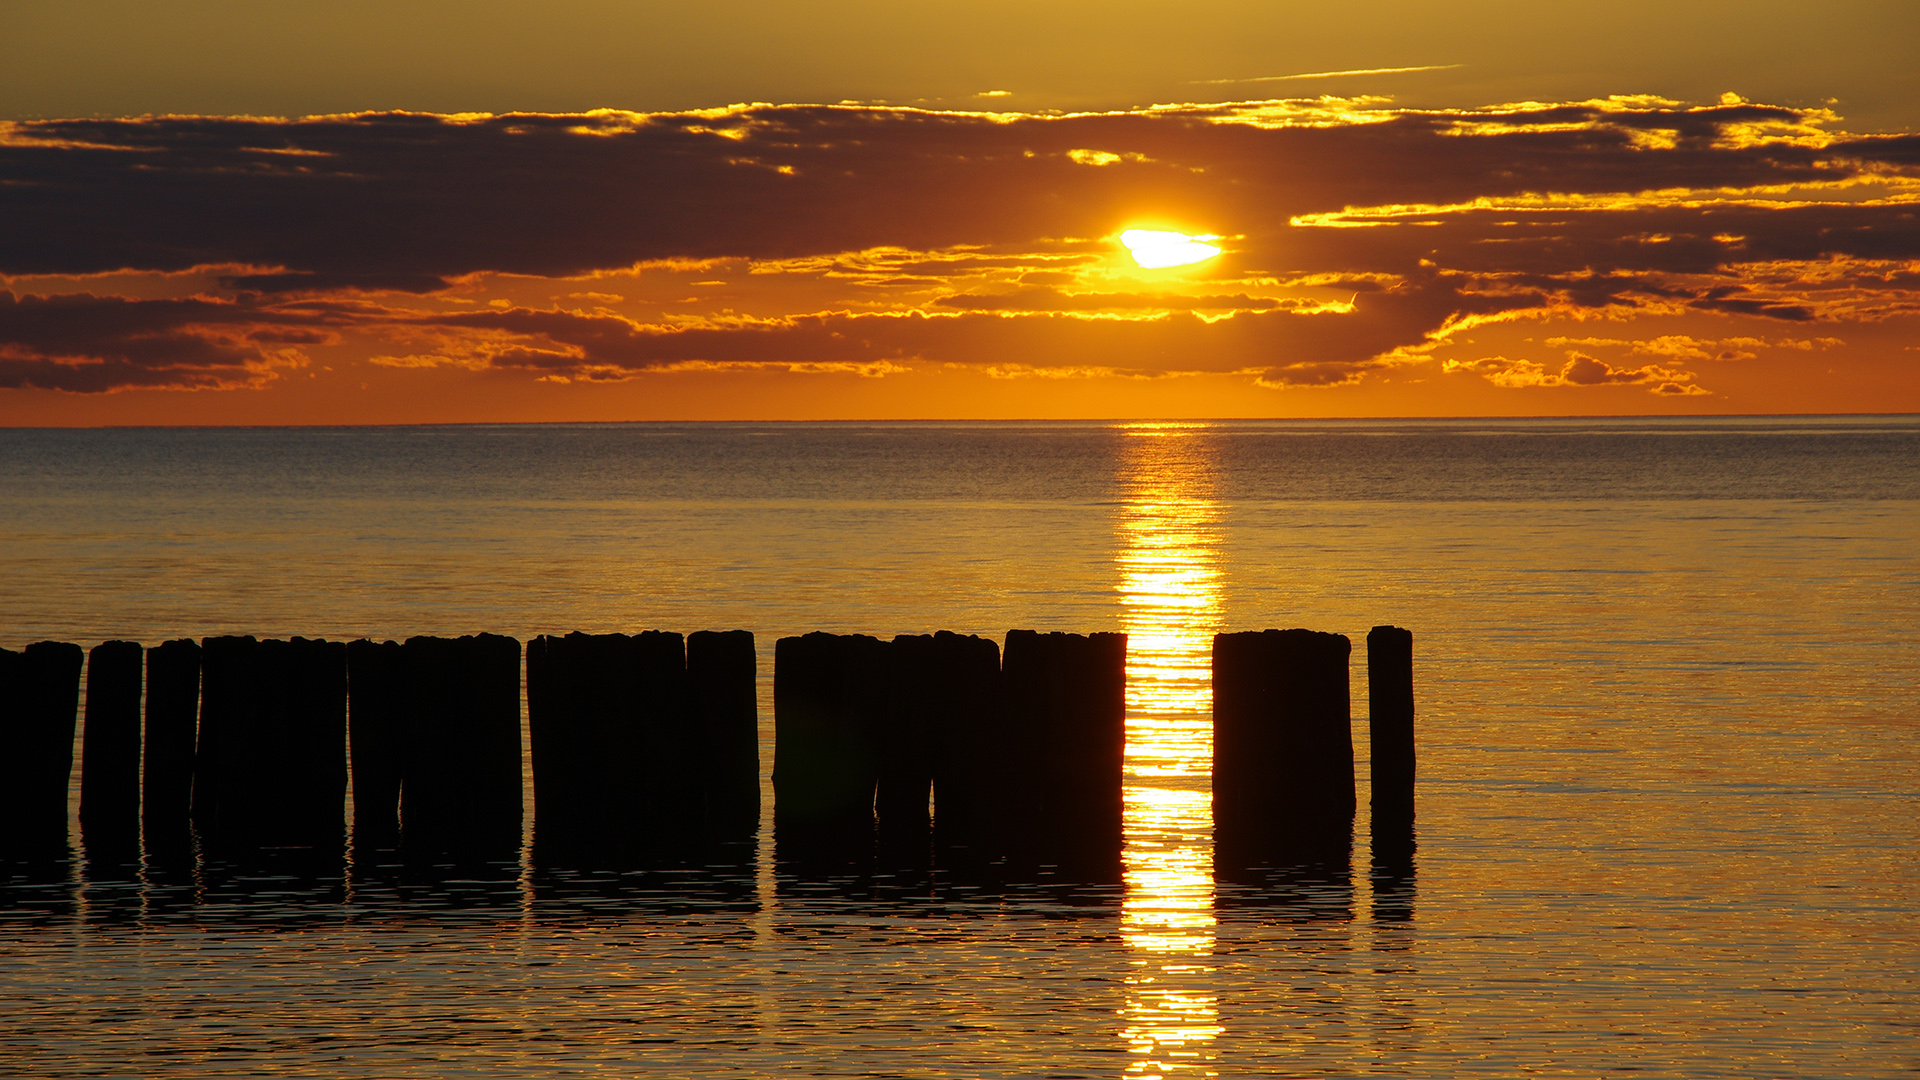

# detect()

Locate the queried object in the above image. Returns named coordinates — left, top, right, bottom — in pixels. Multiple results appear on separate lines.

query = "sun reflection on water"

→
left=1116, top=422, right=1224, bottom=1076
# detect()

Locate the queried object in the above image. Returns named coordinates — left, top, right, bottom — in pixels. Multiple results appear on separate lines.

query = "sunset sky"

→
left=4, top=1, right=1917, bottom=422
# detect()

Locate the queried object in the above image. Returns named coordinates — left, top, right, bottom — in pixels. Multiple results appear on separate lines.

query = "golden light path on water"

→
left=1116, top=422, right=1224, bottom=1076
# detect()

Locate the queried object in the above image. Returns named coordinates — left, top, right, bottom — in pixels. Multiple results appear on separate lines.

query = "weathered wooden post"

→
left=1367, top=625, right=1416, bottom=907
left=638, top=632, right=699, bottom=860
left=142, top=638, right=201, bottom=860
left=1212, top=629, right=1354, bottom=871
left=527, top=630, right=688, bottom=866
left=925, top=631, right=1008, bottom=869
left=278, top=637, right=349, bottom=853
left=401, top=634, right=522, bottom=861
left=0, top=641, right=85, bottom=860
left=773, top=632, right=887, bottom=868
left=346, top=639, right=406, bottom=854
left=876, top=634, right=937, bottom=864
left=79, top=640, right=144, bottom=861
left=689, top=629, right=759, bottom=846
left=191, top=635, right=257, bottom=853
left=1367, top=625, right=1416, bottom=825
left=192, top=636, right=347, bottom=857
left=1002, top=629, right=1127, bottom=877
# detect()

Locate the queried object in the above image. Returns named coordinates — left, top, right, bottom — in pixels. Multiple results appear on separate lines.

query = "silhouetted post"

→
left=925, top=631, right=1008, bottom=868
left=1367, top=626, right=1416, bottom=825
left=192, top=636, right=347, bottom=857
left=191, top=635, right=258, bottom=852
left=79, top=640, right=144, bottom=861
left=401, top=634, right=522, bottom=861
left=279, top=638, right=349, bottom=852
left=528, top=631, right=684, bottom=866
left=142, top=639, right=201, bottom=860
left=1212, top=629, right=1354, bottom=871
left=773, top=632, right=887, bottom=868
left=637, top=632, right=698, bottom=860
left=346, top=639, right=406, bottom=853
left=876, top=634, right=937, bottom=863
left=1002, top=629, right=1127, bottom=877
left=688, top=629, right=758, bottom=844
left=0, top=641, right=85, bottom=860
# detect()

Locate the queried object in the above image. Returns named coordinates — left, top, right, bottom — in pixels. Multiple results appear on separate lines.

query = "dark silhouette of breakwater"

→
left=1, top=625, right=1415, bottom=886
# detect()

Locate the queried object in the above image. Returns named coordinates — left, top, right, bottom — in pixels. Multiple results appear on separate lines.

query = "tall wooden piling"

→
left=527, top=630, right=688, bottom=866
left=689, top=630, right=759, bottom=844
left=142, top=639, right=201, bottom=859
left=79, top=640, right=144, bottom=859
left=1001, top=629, right=1128, bottom=875
left=0, top=641, right=85, bottom=859
left=773, top=632, right=887, bottom=866
left=401, top=634, right=522, bottom=860
left=1367, top=625, right=1416, bottom=824
left=1212, top=629, right=1355, bottom=869
left=346, top=639, right=406, bottom=853
left=925, top=631, right=1008, bottom=866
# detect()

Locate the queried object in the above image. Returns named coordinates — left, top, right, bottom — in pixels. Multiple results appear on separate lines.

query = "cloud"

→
left=0, top=290, right=311, bottom=392
left=1, top=97, right=1915, bottom=394
left=1445, top=351, right=1709, bottom=395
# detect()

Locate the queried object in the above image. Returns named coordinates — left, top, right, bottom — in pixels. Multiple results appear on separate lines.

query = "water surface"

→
left=2, top=417, right=1916, bottom=1077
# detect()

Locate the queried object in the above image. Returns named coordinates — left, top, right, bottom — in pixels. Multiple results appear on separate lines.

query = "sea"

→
left=1, top=417, right=1916, bottom=1077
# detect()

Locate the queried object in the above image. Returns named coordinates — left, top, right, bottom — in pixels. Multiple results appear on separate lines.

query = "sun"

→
left=1119, top=229, right=1222, bottom=269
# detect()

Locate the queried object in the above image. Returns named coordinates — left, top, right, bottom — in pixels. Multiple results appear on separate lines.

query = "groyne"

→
left=0, top=626, right=1414, bottom=875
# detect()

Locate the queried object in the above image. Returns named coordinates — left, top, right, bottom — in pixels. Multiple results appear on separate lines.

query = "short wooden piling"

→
left=772, top=632, right=887, bottom=866
left=0, top=641, right=85, bottom=859
left=142, top=639, right=201, bottom=859
left=1367, top=625, right=1415, bottom=823
left=1002, top=629, right=1127, bottom=875
left=401, top=634, right=522, bottom=860
left=79, top=640, right=144, bottom=859
left=1212, top=629, right=1355, bottom=869
left=346, top=639, right=406, bottom=852
left=688, top=629, right=759, bottom=844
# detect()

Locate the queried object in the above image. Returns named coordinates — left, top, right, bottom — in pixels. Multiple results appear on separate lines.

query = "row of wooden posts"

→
left=0, top=626, right=1414, bottom=872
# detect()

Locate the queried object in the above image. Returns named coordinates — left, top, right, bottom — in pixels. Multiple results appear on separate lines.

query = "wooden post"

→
left=279, top=637, right=348, bottom=852
left=688, top=629, right=759, bottom=845
left=772, top=632, right=886, bottom=868
left=400, top=634, right=522, bottom=860
left=1212, top=629, right=1354, bottom=871
left=0, top=641, right=85, bottom=860
left=926, top=631, right=1007, bottom=869
left=876, top=634, right=937, bottom=863
left=79, top=640, right=144, bottom=861
left=1002, top=629, right=1127, bottom=877
left=191, top=635, right=258, bottom=853
left=528, top=629, right=691, bottom=867
left=346, top=639, right=406, bottom=854
left=142, top=639, right=201, bottom=861
left=1367, top=626, right=1416, bottom=824
left=635, top=631, right=697, bottom=861
left=191, top=636, right=346, bottom=857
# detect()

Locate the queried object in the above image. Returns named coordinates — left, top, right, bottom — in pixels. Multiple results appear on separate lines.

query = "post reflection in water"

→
left=1115, top=423, right=1225, bottom=1076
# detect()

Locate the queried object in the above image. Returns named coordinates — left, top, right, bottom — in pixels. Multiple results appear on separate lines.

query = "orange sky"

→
left=3, top=10, right=1918, bottom=422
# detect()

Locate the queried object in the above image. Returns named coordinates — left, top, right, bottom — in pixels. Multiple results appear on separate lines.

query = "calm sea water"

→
left=2, top=417, right=1917, bottom=1077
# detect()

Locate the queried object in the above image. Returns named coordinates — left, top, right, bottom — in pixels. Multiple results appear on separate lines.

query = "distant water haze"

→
left=2, top=417, right=1917, bottom=1076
